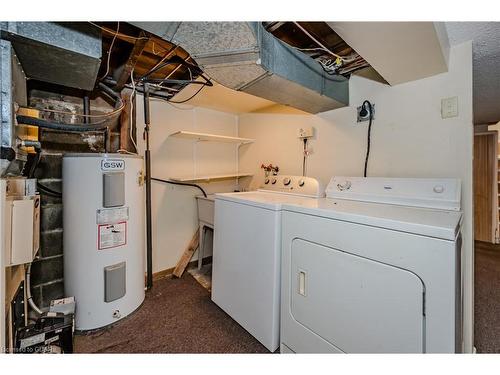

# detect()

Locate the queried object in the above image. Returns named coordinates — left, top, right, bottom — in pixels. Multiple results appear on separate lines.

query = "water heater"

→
left=63, top=153, right=145, bottom=330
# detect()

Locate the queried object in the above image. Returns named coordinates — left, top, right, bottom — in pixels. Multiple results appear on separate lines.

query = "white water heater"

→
left=63, top=153, right=145, bottom=330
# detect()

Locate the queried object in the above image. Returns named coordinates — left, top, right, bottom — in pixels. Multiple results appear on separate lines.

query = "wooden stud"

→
left=119, top=89, right=137, bottom=152
left=115, top=31, right=149, bottom=91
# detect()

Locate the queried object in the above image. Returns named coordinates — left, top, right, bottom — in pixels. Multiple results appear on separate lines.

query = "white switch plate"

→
left=441, top=96, right=459, bottom=119
left=298, top=127, right=314, bottom=138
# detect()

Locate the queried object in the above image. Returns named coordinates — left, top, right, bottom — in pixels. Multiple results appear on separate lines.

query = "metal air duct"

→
left=130, top=22, right=349, bottom=113
left=0, top=22, right=101, bottom=91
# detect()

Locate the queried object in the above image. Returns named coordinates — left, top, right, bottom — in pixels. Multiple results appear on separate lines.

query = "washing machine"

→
left=280, top=176, right=463, bottom=353
left=212, top=175, right=324, bottom=352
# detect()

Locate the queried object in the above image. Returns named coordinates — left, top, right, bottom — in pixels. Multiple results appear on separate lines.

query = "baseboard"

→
left=151, top=256, right=213, bottom=282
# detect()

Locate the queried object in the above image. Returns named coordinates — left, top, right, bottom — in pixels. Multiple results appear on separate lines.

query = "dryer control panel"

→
left=259, top=175, right=325, bottom=198
left=326, top=176, right=461, bottom=211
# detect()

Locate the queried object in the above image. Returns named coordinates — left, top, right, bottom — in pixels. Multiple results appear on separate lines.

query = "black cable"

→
left=139, top=61, right=182, bottom=80
left=167, top=85, right=207, bottom=104
left=142, top=79, right=212, bottom=87
left=98, top=82, right=124, bottom=109
left=151, top=177, right=207, bottom=198
left=20, top=143, right=42, bottom=179
left=302, top=138, right=308, bottom=176
left=140, top=59, right=209, bottom=84
left=123, top=85, right=174, bottom=100
left=28, top=149, right=42, bottom=179
left=363, top=100, right=373, bottom=178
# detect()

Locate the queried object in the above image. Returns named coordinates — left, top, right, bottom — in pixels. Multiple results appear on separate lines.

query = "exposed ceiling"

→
left=446, top=22, right=500, bottom=125
left=94, top=22, right=208, bottom=100
left=92, top=22, right=500, bottom=121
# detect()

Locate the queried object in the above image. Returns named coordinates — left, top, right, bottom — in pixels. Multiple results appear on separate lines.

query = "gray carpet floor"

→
left=74, top=273, right=269, bottom=353
left=474, top=241, right=500, bottom=353
left=75, top=242, right=500, bottom=353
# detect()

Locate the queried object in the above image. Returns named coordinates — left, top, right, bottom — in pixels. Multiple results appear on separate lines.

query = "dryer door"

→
left=291, top=239, right=425, bottom=353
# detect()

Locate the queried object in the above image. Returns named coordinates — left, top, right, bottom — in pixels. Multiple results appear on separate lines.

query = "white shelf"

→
left=169, top=173, right=253, bottom=182
left=169, top=131, right=254, bottom=145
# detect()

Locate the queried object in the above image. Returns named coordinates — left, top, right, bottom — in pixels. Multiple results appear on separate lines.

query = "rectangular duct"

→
left=1, top=40, right=27, bottom=175
left=130, top=22, right=349, bottom=113
left=0, top=22, right=101, bottom=91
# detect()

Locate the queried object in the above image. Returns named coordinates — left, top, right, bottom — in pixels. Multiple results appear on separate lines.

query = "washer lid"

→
left=215, top=191, right=319, bottom=211
left=326, top=177, right=461, bottom=211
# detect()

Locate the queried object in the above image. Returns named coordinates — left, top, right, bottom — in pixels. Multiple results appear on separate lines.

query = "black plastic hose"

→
left=151, top=177, right=207, bottom=198
left=37, top=182, right=62, bottom=197
left=16, top=115, right=109, bottom=132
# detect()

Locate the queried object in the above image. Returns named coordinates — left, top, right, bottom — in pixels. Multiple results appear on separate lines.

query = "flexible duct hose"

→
left=26, top=263, right=43, bottom=315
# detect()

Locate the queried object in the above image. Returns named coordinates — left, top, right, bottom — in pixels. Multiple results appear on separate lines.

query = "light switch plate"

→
left=441, top=96, right=458, bottom=119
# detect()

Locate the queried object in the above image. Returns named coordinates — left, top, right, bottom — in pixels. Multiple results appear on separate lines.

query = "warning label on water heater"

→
left=98, top=222, right=127, bottom=250
left=96, top=207, right=129, bottom=224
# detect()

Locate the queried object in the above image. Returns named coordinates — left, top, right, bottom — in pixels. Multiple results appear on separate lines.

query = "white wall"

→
left=136, top=99, right=240, bottom=273
left=238, top=42, right=474, bottom=351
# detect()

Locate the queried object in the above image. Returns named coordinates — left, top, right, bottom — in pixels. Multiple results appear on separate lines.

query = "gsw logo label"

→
left=101, top=159, right=125, bottom=171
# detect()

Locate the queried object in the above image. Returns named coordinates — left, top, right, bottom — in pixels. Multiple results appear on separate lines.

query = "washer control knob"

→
left=283, top=177, right=291, bottom=186
left=433, top=185, right=445, bottom=194
left=271, top=178, right=277, bottom=184
left=298, top=179, right=305, bottom=187
left=264, top=178, right=270, bottom=184
left=337, top=180, right=352, bottom=191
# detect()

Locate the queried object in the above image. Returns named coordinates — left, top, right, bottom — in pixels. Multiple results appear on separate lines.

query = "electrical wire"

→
left=25, top=106, right=123, bottom=119
left=292, top=22, right=357, bottom=63
left=140, top=46, right=178, bottom=80
left=117, top=149, right=137, bottom=155
left=362, top=100, right=374, bottom=178
left=151, top=177, right=207, bottom=198
left=302, top=138, right=308, bottom=176
left=19, top=83, right=125, bottom=120
left=167, top=85, right=206, bottom=104
left=88, top=22, right=150, bottom=42
left=26, top=263, right=43, bottom=315
left=140, top=59, right=210, bottom=86
left=151, top=41, right=161, bottom=56
left=100, top=22, right=120, bottom=81
left=142, top=78, right=210, bottom=86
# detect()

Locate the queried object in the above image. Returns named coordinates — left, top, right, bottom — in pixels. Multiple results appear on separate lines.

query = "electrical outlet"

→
left=357, top=104, right=375, bottom=122
left=441, top=96, right=458, bottom=119
left=298, top=127, right=314, bottom=138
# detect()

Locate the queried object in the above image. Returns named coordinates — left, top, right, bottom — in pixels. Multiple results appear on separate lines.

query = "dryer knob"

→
left=264, top=178, right=270, bottom=184
left=433, top=185, right=445, bottom=193
left=283, top=177, right=291, bottom=186
left=271, top=178, right=277, bottom=184
left=298, top=179, right=305, bottom=187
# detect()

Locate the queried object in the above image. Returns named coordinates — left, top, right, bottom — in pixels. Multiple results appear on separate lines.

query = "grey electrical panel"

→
left=103, top=172, right=125, bottom=208
left=104, top=262, right=126, bottom=303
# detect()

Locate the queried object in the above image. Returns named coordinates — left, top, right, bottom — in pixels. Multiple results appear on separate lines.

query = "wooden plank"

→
left=474, top=132, right=498, bottom=243
left=119, top=89, right=137, bottom=152
left=5, top=265, right=26, bottom=352
left=115, top=31, right=149, bottom=91
left=172, top=228, right=200, bottom=278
